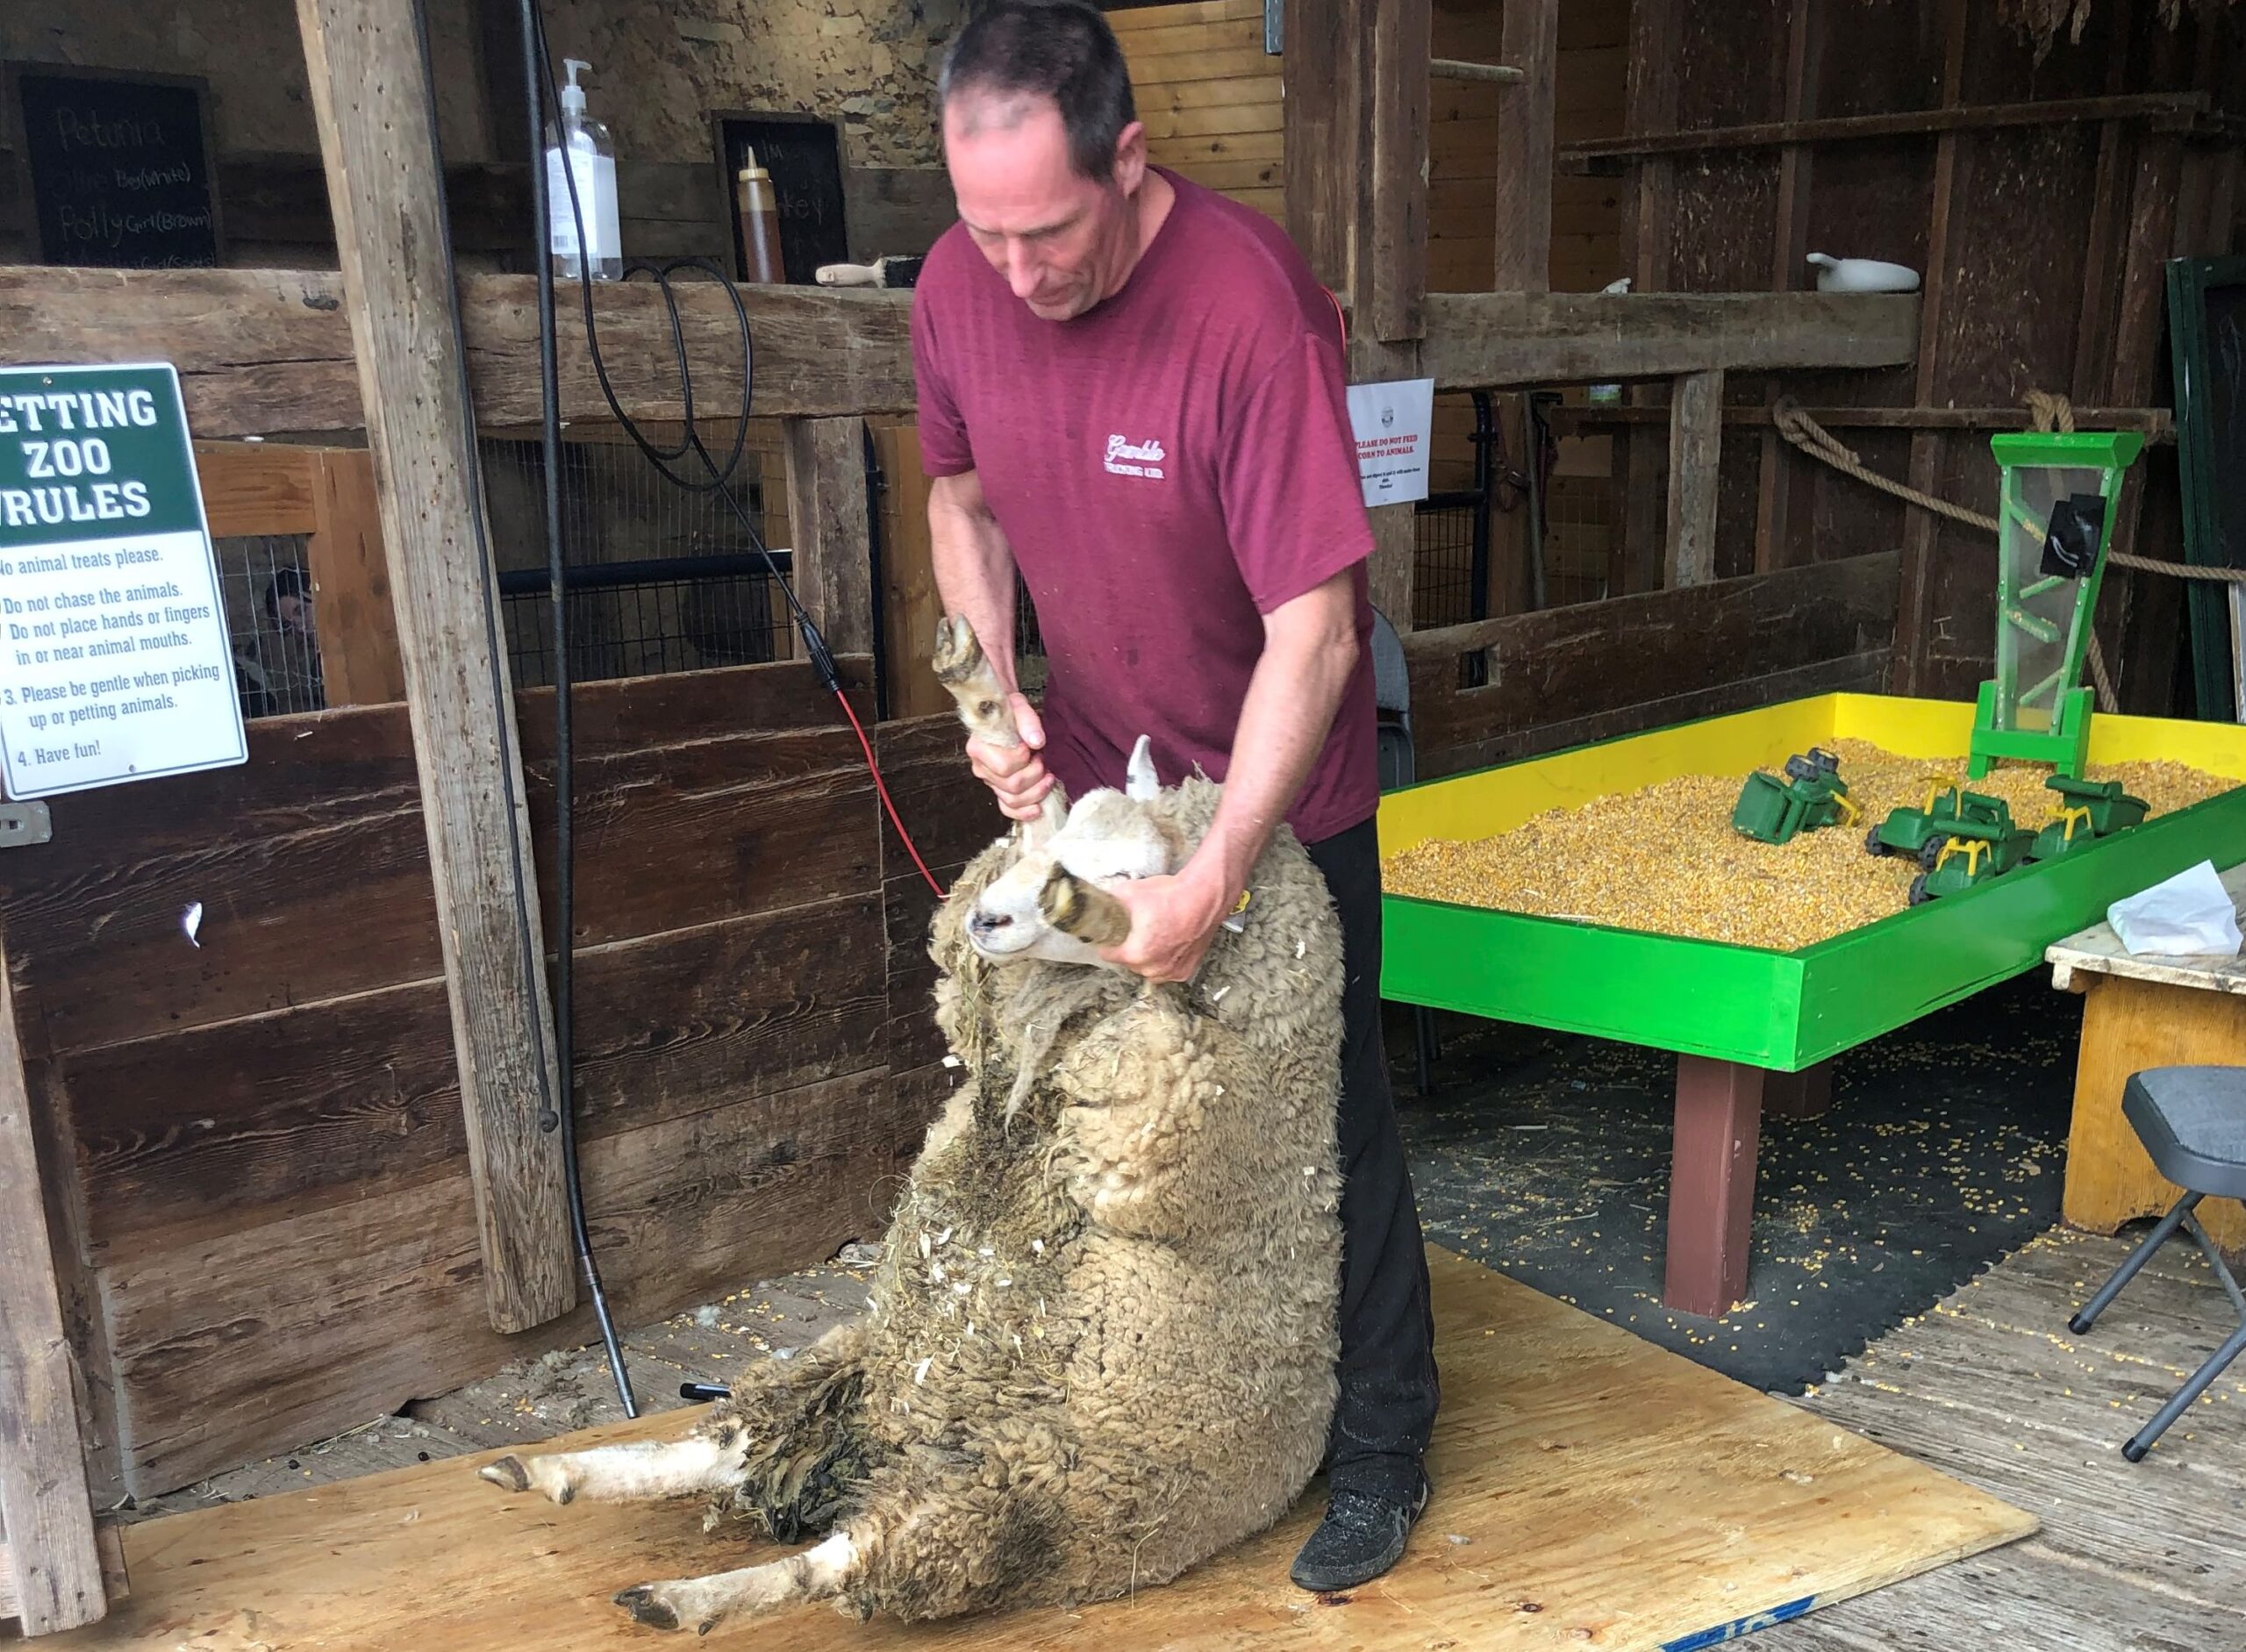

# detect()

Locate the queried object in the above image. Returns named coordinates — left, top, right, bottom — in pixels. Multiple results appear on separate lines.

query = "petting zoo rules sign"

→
left=0, top=362, right=245, bottom=800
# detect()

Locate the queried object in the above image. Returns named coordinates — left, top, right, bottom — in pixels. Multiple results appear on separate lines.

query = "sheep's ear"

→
left=1125, top=735, right=1159, bottom=802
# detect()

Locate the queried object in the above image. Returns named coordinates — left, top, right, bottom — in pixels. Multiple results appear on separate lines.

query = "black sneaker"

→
left=1288, top=1475, right=1430, bottom=1592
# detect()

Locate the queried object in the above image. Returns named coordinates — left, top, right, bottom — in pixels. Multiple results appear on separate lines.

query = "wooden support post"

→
left=305, top=447, right=407, bottom=707
left=1664, top=368, right=1724, bottom=588
left=1763, top=1059, right=1835, bottom=1121
left=0, top=948, right=108, bottom=1634
left=1753, top=0, right=1822, bottom=574
left=296, top=0, right=575, bottom=1334
left=1892, top=0, right=1970, bottom=697
left=1491, top=0, right=1556, bottom=294
left=783, top=416, right=876, bottom=660
left=1367, top=0, right=1431, bottom=345
left=1618, top=0, right=1680, bottom=597
left=1666, top=1055, right=1765, bottom=1318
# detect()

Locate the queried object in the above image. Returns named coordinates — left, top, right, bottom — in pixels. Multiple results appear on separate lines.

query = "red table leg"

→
left=1763, top=1058, right=1835, bottom=1120
left=1664, top=1055, right=1766, bottom=1317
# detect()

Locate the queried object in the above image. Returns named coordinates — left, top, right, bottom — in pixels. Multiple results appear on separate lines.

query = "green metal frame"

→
left=2165, top=254, right=2246, bottom=724
left=1381, top=702, right=2246, bottom=1075
left=1965, top=430, right=2142, bottom=781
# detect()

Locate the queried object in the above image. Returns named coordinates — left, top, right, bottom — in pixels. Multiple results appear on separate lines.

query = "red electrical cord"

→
left=835, top=689, right=949, bottom=899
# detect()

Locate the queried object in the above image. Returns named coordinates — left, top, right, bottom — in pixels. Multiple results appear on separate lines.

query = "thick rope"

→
left=1770, top=392, right=2246, bottom=713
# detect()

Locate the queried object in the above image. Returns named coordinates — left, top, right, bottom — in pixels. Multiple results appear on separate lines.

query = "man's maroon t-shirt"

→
left=909, top=168, right=1379, bottom=847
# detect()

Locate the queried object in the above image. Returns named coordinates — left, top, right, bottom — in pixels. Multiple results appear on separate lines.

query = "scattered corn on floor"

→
left=1381, top=737, right=2236, bottom=951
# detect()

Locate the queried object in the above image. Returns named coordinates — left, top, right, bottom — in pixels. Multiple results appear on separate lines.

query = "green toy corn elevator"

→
left=1967, top=429, right=2144, bottom=782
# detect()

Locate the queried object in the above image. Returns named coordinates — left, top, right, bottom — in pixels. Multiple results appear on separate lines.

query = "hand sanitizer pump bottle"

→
left=545, top=57, right=621, bottom=282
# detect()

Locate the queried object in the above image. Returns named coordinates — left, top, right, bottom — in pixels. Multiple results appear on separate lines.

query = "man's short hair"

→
left=937, top=0, right=1138, bottom=183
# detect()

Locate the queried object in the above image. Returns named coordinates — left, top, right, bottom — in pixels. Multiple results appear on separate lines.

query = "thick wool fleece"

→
left=690, top=777, right=1347, bottom=1621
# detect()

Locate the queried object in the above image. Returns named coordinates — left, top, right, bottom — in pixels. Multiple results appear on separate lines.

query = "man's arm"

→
left=928, top=469, right=1055, bottom=821
left=1105, top=566, right=1360, bottom=982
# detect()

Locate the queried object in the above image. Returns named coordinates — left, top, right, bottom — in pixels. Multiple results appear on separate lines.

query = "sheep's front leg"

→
left=480, top=1321, right=869, bottom=1508
left=478, top=1432, right=746, bottom=1506
left=613, top=1532, right=859, bottom=1634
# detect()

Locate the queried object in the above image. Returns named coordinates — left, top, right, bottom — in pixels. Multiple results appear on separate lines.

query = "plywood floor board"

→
left=43, top=1249, right=2030, bottom=1652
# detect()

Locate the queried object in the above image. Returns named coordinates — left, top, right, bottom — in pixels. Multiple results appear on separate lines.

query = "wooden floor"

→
left=46, top=1248, right=2030, bottom=1652
left=1758, top=1224, right=2246, bottom=1649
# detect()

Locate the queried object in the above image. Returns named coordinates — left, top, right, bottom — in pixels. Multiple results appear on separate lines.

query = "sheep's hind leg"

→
left=612, top=1531, right=859, bottom=1634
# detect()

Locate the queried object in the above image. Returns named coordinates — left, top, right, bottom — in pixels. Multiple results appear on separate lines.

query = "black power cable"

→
left=515, top=0, right=947, bottom=1416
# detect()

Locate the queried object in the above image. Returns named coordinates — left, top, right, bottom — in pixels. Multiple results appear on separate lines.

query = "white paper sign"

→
left=0, top=362, right=247, bottom=801
left=1346, top=376, right=1434, bottom=509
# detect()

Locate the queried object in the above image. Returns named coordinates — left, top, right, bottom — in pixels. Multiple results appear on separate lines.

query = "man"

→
left=909, top=0, right=1440, bottom=1593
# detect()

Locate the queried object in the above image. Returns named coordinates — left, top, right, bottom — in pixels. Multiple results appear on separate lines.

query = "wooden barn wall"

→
left=1595, top=0, right=2245, bottom=712
left=1112, top=0, right=1284, bottom=219
left=8, top=662, right=985, bottom=1500
left=1424, top=0, right=1631, bottom=623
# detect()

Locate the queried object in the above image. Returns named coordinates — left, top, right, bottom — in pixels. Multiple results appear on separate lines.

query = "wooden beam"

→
left=1554, top=403, right=2174, bottom=436
left=1430, top=58, right=1523, bottom=85
left=1618, top=0, right=1680, bottom=598
left=296, top=0, right=574, bottom=1333
left=1421, top=291, right=1919, bottom=390
left=0, top=942, right=108, bottom=1634
left=783, top=417, right=876, bottom=660
left=1491, top=0, right=1556, bottom=294
left=1282, top=0, right=1355, bottom=292
left=1664, top=368, right=1724, bottom=587
left=192, top=440, right=322, bottom=537
left=1564, top=91, right=2215, bottom=163
left=1753, top=0, right=1823, bottom=575
left=1367, top=0, right=1432, bottom=342
left=0, top=268, right=919, bottom=439
left=306, top=447, right=406, bottom=706
left=1893, top=0, right=1970, bottom=699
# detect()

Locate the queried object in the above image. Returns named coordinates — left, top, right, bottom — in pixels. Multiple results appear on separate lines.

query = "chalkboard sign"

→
left=6, top=63, right=225, bottom=268
left=712, top=112, right=848, bottom=285
left=2165, top=255, right=2246, bottom=723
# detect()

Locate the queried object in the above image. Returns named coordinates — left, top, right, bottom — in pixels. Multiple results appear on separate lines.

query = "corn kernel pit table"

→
left=1378, top=692, right=2246, bottom=1316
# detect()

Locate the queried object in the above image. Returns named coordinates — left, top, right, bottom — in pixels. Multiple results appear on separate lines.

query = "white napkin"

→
left=2107, top=860, right=2243, bottom=958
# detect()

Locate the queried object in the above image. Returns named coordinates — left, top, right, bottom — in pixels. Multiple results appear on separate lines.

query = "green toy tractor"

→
left=1864, top=781, right=2013, bottom=869
left=2028, top=774, right=2151, bottom=862
left=1906, top=798, right=2038, bottom=904
left=1733, top=747, right=1860, bottom=846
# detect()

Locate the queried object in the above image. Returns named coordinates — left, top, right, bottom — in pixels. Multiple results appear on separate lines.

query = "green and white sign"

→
left=0, top=362, right=244, bottom=799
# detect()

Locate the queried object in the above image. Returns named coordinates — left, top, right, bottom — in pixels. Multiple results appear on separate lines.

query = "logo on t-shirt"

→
left=1103, top=434, right=1168, bottom=480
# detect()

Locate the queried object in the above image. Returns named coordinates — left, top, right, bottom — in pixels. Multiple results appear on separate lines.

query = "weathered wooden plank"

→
left=1367, top=0, right=1431, bottom=341
left=1282, top=0, right=1356, bottom=294
left=1417, top=649, right=1891, bottom=783
left=304, top=447, right=405, bottom=706
left=1564, top=91, right=2213, bottom=161
left=191, top=441, right=322, bottom=539
left=0, top=948, right=108, bottom=1634
left=97, top=1067, right=926, bottom=1498
left=0, top=268, right=919, bottom=438
left=1664, top=367, right=1724, bottom=586
left=1405, top=551, right=1899, bottom=762
left=783, top=417, right=876, bottom=659
left=67, top=892, right=890, bottom=1255
left=873, top=422, right=951, bottom=722
left=1492, top=0, right=1558, bottom=292
left=297, top=0, right=571, bottom=1333
left=1422, top=291, right=1920, bottom=390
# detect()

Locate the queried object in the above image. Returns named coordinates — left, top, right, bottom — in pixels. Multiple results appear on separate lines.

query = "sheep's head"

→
left=932, top=612, right=1164, bottom=969
left=967, top=736, right=1177, bottom=967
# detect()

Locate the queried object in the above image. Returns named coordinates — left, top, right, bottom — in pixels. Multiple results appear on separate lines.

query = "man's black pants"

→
left=1304, top=816, right=1441, bottom=1504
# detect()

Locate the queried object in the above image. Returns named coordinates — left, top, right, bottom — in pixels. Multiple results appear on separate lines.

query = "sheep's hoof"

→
left=478, top=1455, right=529, bottom=1493
left=613, top=1585, right=683, bottom=1633
left=1042, top=871, right=1132, bottom=948
left=931, top=615, right=984, bottom=683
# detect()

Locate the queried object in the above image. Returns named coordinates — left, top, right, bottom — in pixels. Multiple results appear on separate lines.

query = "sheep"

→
left=476, top=615, right=1348, bottom=1634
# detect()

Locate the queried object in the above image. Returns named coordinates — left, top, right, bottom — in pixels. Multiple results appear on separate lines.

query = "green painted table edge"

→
left=1380, top=761, right=2246, bottom=1073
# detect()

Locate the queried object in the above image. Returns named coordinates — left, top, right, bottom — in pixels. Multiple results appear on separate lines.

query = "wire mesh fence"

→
left=1413, top=499, right=1483, bottom=628
left=478, top=433, right=798, bottom=690
left=215, top=533, right=325, bottom=719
